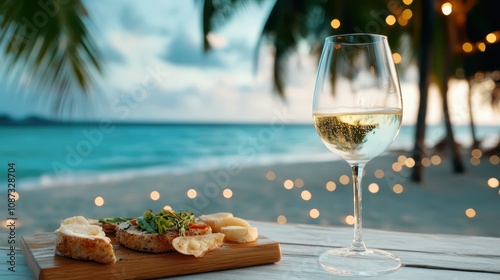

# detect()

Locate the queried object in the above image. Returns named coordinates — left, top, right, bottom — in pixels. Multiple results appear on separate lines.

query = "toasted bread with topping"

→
left=55, top=216, right=116, bottom=264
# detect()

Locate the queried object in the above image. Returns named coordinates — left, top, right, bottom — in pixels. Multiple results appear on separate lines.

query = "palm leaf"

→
left=0, top=0, right=101, bottom=112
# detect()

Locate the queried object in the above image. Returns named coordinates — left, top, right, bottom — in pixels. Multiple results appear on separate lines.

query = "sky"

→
left=0, top=1, right=498, bottom=125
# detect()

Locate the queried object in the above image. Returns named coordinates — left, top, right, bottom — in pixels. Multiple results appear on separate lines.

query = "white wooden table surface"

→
left=3, top=221, right=500, bottom=279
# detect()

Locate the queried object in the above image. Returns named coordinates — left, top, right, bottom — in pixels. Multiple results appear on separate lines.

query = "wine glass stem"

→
left=350, top=163, right=367, bottom=252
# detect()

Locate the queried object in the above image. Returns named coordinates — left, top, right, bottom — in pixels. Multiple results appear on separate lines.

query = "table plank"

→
left=3, top=221, right=500, bottom=279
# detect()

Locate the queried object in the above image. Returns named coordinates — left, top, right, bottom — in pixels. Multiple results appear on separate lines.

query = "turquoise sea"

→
left=1, top=123, right=498, bottom=190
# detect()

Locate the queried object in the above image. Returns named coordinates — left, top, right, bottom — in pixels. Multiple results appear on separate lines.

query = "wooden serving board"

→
left=20, top=232, right=281, bottom=279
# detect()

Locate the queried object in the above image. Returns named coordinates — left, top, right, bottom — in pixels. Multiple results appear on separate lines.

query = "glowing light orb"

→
left=441, top=3, right=452, bottom=15
left=330, top=19, right=341, bottom=29
left=150, top=191, right=160, bottom=201
left=488, top=178, right=499, bottom=188
left=368, top=183, right=379, bottom=193
left=94, top=196, right=104, bottom=206
left=465, top=208, right=476, bottom=218
left=345, top=215, right=355, bottom=225
left=187, top=189, right=197, bottom=199
left=326, top=181, right=337, bottom=191
left=309, top=209, right=320, bottom=219
left=266, top=171, right=276, bottom=181
left=339, top=175, right=350, bottom=185
left=301, top=190, right=312, bottom=201
left=223, top=188, right=233, bottom=198
left=277, top=215, right=287, bottom=224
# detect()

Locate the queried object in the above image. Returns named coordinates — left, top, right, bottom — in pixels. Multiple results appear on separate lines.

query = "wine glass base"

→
left=318, top=247, right=401, bottom=276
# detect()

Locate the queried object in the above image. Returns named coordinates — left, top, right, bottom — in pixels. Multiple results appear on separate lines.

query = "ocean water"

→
left=1, top=123, right=498, bottom=190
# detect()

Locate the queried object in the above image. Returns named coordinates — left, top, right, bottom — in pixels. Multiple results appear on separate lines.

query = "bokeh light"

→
left=368, top=183, right=379, bottom=193
left=223, top=188, right=233, bottom=198
left=402, top=9, right=413, bottom=20
left=462, top=42, right=473, bottom=53
left=471, top=149, right=482, bottom=158
left=301, top=190, right=312, bottom=201
left=266, top=171, right=276, bottom=181
left=398, top=155, right=407, bottom=164
left=345, top=215, right=355, bottom=225
left=284, top=179, right=294, bottom=190
left=326, top=181, right=337, bottom=191
left=277, top=215, right=287, bottom=224
left=431, top=155, right=442, bottom=165
left=470, top=157, right=480, bottom=166
left=392, top=162, right=403, bottom=172
left=393, top=184, right=404, bottom=194
left=309, top=209, right=320, bottom=219
left=10, top=192, right=19, bottom=201
left=163, top=205, right=172, bottom=211
left=422, top=158, right=431, bottom=167
left=488, top=178, right=499, bottom=188
left=187, top=189, right=197, bottom=198
left=386, top=15, right=396, bottom=26
left=374, top=169, right=385, bottom=179
left=295, top=178, right=304, bottom=188
left=486, top=33, right=497, bottom=43
left=397, top=16, right=408, bottom=26
left=405, top=157, right=416, bottom=167
left=94, top=196, right=104, bottom=206
left=490, top=155, right=499, bottom=165
left=392, top=53, right=402, bottom=64
left=477, top=42, right=486, bottom=52
left=2, top=219, right=21, bottom=229
left=403, top=0, right=413, bottom=5
left=150, top=191, right=160, bottom=200
left=330, top=19, right=341, bottom=29
left=465, top=208, right=476, bottom=218
left=441, top=2, right=452, bottom=15
left=339, top=175, right=350, bottom=185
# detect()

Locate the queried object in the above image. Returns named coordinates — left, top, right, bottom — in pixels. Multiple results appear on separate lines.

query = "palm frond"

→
left=0, top=0, right=102, bottom=111
left=198, top=0, right=267, bottom=51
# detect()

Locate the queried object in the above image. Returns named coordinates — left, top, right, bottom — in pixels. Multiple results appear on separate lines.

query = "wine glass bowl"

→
left=312, top=34, right=403, bottom=275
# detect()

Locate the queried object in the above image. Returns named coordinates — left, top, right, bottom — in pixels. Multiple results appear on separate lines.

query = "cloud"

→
left=98, top=43, right=126, bottom=64
left=159, top=31, right=225, bottom=68
left=119, top=4, right=169, bottom=35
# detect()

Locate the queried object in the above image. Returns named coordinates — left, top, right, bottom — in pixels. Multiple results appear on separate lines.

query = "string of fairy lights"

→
left=330, top=0, right=500, bottom=62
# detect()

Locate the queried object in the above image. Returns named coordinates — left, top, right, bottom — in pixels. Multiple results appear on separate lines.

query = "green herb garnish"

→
left=98, top=217, right=134, bottom=224
left=136, top=209, right=196, bottom=236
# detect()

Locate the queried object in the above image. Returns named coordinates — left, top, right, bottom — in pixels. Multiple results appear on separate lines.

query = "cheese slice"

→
left=221, top=226, right=258, bottom=243
left=199, top=214, right=250, bottom=232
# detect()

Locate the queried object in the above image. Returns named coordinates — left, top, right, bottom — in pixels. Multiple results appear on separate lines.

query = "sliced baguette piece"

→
left=55, top=216, right=116, bottom=265
left=172, top=233, right=225, bottom=257
left=221, top=226, right=259, bottom=243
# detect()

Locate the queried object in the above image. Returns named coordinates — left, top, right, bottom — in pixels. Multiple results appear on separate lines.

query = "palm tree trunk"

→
left=411, top=0, right=434, bottom=182
left=468, top=81, right=480, bottom=149
left=442, top=11, right=466, bottom=174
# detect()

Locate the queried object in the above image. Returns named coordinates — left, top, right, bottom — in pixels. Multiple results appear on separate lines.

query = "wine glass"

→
left=312, top=33, right=403, bottom=275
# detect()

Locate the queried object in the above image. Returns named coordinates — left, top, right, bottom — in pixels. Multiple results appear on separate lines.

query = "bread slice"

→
left=55, top=216, right=116, bottom=264
left=172, top=233, right=225, bottom=257
left=116, top=221, right=212, bottom=253
left=115, top=222, right=174, bottom=253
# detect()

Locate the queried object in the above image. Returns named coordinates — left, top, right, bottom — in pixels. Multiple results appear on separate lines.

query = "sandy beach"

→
left=2, top=149, right=499, bottom=247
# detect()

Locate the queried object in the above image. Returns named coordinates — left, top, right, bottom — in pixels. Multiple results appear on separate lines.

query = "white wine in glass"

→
left=312, top=34, right=403, bottom=275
